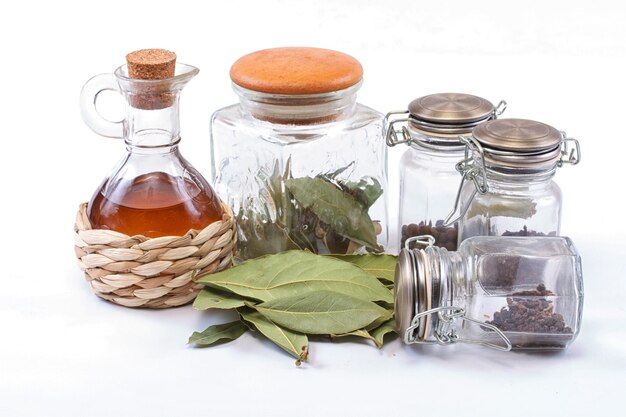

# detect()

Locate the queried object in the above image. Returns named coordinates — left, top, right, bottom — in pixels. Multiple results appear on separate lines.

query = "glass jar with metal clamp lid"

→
left=444, top=118, right=581, bottom=243
left=395, top=235, right=584, bottom=351
left=385, top=93, right=506, bottom=252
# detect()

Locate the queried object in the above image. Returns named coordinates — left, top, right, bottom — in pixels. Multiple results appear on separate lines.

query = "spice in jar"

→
left=401, top=220, right=458, bottom=251
left=502, top=226, right=556, bottom=237
left=487, top=284, right=574, bottom=349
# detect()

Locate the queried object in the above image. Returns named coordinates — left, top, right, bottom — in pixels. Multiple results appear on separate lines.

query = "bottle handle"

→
left=79, top=73, right=124, bottom=139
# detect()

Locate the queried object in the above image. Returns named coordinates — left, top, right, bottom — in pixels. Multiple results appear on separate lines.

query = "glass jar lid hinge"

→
left=493, top=100, right=508, bottom=117
left=558, top=132, right=581, bottom=166
left=384, top=110, right=412, bottom=147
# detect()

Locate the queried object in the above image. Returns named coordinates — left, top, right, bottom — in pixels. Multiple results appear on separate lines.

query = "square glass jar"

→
left=210, top=48, right=388, bottom=260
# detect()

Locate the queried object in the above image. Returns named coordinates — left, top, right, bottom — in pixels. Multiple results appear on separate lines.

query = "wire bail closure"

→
left=404, top=306, right=512, bottom=351
left=384, top=110, right=412, bottom=147
left=404, top=234, right=435, bottom=250
left=494, top=100, right=507, bottom=117
left=558, top=131, right=581, bottom=166
left=443, top=135, right=489, bottom=226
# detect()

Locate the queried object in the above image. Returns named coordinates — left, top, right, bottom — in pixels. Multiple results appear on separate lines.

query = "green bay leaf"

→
left=193, top=287, right=247, bottom=310
left=369, top=319, right=397, bottom=347
left=239, top=307, right=308, bottom=360
left=285, top=177, right=379, bottom=251
left=235, top=209, right=303, bottom=259
left=197, top=250, right=393, bottom=303
left=341, top=177, right=383, bottom=209
left=328, top=254, right=397, bottom=283
left=252, top=290, right=392, bottom=335
left=331, top=328, right=382, bottom=348
left=188, top=321, right=248, bottom=346
left=366, top=310, right=394, bottom=331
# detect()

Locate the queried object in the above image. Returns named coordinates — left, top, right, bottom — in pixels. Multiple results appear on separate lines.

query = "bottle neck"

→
left=407, top=126, right=467, bottom=153
left=426, top=246, right=466, bottom=312
left=234, top=82, right=360, bottom=125
left=124, top=97, right=181, bottom=150
left=113, top=62, right=198, bottom=150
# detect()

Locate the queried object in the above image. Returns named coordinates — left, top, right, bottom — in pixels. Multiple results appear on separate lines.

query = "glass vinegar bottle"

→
left=80, top=54, right=223, bottom=237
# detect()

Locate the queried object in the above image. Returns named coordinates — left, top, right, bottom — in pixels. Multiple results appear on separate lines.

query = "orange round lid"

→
left=230, top=47, right=363, bottom=95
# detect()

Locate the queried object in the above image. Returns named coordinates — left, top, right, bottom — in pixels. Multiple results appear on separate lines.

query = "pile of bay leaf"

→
left=236, top=160, right=384, bottom=259
left=189, top=251, right=396, bottom=365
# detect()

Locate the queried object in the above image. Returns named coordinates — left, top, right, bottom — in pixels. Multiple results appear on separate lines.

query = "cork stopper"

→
left=125, top=49, right=177, bottom=110
left=126, top=49, right=176, bottom=80
left=230, top=47, right=363, bottom=95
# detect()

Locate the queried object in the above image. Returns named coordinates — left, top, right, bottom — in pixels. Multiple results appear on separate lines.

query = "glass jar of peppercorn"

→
left=395, top=235, right=584, bottom=351
left=446, top=118, right=580, bottom=243
left=385, top=93, right=506, bottom=253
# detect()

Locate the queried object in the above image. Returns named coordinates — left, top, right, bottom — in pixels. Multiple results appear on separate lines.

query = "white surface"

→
left=1, top=1, right=625, bottom=415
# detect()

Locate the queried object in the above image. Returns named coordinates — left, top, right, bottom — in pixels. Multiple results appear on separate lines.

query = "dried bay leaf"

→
left=193, top=287, right=247, bottom=310
left=285, top=177, right=379, bottom=251
left=251, top=290, right=392, bottom=335
left=375, top=301, right=394, bottom=310
left=188, top=321, right=248, bottom=346
left=197, top=250, right=393, bottom=303
left=239, top=307, right=308, bottom=360
left=238, top=221, right=303, bottom=259
left=370, top=319, right=397, bottom=347
left=341, top=177, right=383, bottom=209
left=328, top=254, right=397, bottom=283
left=236, top=160, right=384, bottom=257
left=366, top=310, right=394, bottom=331
left=331, top=328, right=382, bottom=348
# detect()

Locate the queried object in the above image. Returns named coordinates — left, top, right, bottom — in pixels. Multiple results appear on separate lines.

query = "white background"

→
left=1, top=0, right=625, bottom=416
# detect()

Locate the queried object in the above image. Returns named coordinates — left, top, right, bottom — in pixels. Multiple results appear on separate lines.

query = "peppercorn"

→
left=486, top=284, right=573, bottom=348
left=401, top=220, right=458, bottom=251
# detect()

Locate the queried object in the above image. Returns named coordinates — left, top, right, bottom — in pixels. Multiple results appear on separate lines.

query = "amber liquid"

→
left=88, top=172, right=223, bottom=237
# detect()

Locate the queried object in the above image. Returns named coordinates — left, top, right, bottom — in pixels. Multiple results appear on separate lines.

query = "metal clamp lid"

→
left=385, top=94, right=506, bottom=147
left=408, top=93, right=504, bottom=124
left=404, top=306, right=512, bottom=351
